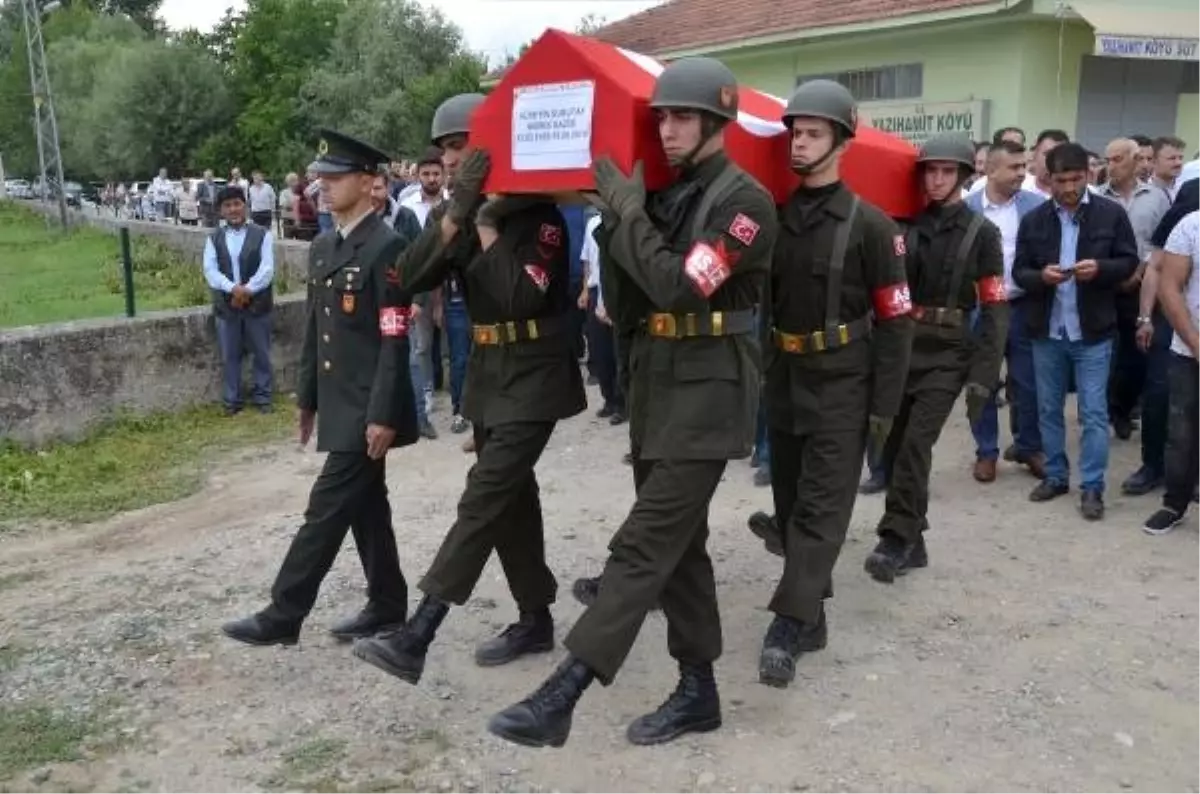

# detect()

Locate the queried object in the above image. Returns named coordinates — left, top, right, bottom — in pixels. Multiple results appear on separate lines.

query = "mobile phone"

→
left=1059, top=261, right=1076, bottom=276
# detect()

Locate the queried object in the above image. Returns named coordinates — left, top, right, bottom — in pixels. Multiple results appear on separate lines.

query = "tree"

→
left=575, top=12, right=607, bottom=35
left=299, top=0, right=483, bottom=159
left=58, top=0, right=163, bottom=34
left=82, top=40, right=230, bottom=176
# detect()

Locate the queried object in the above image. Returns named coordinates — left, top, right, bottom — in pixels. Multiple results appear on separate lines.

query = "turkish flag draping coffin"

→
left=471, top=29, right=922, bottom=218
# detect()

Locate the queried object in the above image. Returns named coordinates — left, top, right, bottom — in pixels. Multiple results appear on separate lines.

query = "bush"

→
left=99, top=236, right=209, bottom=308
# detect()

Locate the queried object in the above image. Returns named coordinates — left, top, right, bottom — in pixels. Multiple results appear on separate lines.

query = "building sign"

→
left=1095, top=34, right=1199, bottom=61
left=858, top=100, right=987, bottom=146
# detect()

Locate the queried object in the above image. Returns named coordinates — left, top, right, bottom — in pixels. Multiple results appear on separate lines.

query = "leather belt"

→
left=471, top=317, right=561, bottom=346
left=772, top=315, right=871, bottom=355
left=910, top=305, right=964, bottom=328
left=644, top=310, right=755, bottom=339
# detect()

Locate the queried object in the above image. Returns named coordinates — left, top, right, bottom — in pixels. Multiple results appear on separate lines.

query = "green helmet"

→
left=431, top=93, right=485, bottom=145
left=917, top=134, right=976, bottom=169
left=649, top=57, right=739, bottom=121
left=782, top=79, right=857, bottom=138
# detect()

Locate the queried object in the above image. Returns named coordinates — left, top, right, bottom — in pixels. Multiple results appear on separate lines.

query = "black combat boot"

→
left=221, top=613, right=300, bottom=647
left=747, top=511, right=783, bottom=557
left=758, top=608, right=827, bottom=688
left=474, top=608, right=554, bottom=666
left=487, top=656, right=595, bottom=748
left=352, top=595, right=448, bottom=684
left=626, top=661, right=722, bottom=745
left=863, top=532, right=928, bottom=584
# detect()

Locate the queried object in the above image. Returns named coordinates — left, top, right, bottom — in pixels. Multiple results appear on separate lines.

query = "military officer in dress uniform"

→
left=864, top=134, right=1007, bottom=583
left=486, top=57, right=778, bottom=749
left=747, top=79, right=915, bottom=689
left=221, top=129, right=419, bottom=646
left=352, top=93, right=587, bottom=683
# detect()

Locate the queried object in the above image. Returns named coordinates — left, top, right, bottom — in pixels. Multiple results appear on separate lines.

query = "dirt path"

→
left=1, top=388, right=1196, bottom=793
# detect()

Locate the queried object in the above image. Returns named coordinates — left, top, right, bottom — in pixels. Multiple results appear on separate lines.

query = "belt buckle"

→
left=711, top=312, right=724, bottom=336
left=475, top=325, right=496, bottom=345
left=651, top=314, right=677, bottom=337
left=810, top=330, right=827, bottom=352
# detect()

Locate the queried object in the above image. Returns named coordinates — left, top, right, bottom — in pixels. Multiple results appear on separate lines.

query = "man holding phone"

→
left=1013, top=143, right=1139, bottom=520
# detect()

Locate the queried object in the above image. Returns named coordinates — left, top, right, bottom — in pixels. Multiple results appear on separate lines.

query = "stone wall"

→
left=0, top=296, right=307, bottom=446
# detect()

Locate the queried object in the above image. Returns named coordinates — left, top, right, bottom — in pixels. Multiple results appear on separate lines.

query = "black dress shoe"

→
left=1113, top=415, right=1134, bottom=440
left=1029, top=480, right=1069, bottom=502
left=488, top=657, right=595, bottom=748
left=1080, top=490, right=1105, bottom=521
left=608, top=411, right=627, bottom=426
left=474, top=609, right=554, bottom=666
left=329, top=606, right=406, bottom=643
left=596, top=404, right=615, bottom=419
left=221, top=613, right=300, bottom=646
left=627, top=661, right=722, bottom=744
left=1121, top=466, right=1163, bottom=496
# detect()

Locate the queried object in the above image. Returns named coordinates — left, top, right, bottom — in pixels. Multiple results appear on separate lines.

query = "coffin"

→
left=471, top=29, right=922, bottom=218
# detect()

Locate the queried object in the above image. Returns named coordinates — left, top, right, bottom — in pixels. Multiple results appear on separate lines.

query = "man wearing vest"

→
left=486, top=58, right=777, bottom=748
left=864, top=135, right=1007, bottom=583
left=202, top=186, right=276, bottom=415
left=746, top=80, right=913, bottom=690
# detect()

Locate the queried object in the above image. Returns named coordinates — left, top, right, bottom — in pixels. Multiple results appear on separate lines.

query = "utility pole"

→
left=21, top=0, right=68, bottom=230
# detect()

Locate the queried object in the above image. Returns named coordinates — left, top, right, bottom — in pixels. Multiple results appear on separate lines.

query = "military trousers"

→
left=264, top=452, right=407, bottom=625
left=768, top=426, right=867, bottom=624
left=419, top=421, right=558, bottom=611
left=876, top=364, right=968, bottom=544
left=564, top=458, right=726, bottom=685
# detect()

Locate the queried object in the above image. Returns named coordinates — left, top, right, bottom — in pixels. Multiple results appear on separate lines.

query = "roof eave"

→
left=651, top=0, right=1025, bottom=59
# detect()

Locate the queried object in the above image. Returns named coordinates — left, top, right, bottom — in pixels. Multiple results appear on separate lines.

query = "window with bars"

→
left=795, top=63, right=924, bottom=101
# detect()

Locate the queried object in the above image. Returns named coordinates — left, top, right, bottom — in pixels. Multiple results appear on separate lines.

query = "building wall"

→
left=1177, top=94, right=1199, bottom=150
left=716, top=16, right=1194, bottom=145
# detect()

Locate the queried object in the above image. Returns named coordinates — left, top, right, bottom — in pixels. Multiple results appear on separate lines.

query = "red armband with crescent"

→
left=379, top=306, right=410, bottom=338
left=872, top=282, right=913, bottom=320
left=976, top=275, right=1007, bottom=304
left=684, top=240, right=732, bottom=298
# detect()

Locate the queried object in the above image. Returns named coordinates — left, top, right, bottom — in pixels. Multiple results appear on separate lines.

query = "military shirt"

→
left=905, top=202, right=1008, bottom=389
left=297, top=212, right=419, bottom=453
left=398, top=200, right=586, bottom=427
left=600, top=152, right=778, bottom=461
left=764, top=183, right=915, bottom=435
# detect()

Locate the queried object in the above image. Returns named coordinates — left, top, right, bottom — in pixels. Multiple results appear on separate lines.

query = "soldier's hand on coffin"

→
left=592, top=158, right=645, bottom=218
left=365, top=423, right=396, bottom=460
left=446, top=149, right=491, bottom=224
left=964, top=383, right=991, bottom=425
left=476, top=194, right=544, bottom=228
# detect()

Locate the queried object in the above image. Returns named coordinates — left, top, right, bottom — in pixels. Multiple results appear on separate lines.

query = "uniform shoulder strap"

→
left=690, top=164, right=743, bottom=242
left=825, top=195, right=860, bottom=333
left=946, top=212, right=986, bottom=309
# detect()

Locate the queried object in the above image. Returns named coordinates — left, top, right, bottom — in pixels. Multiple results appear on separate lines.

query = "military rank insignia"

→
left=342, top=293, right=356, bottom=314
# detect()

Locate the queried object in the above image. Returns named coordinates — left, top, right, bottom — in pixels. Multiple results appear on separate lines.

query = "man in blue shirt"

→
left=1013, top=143, right=1139, bottom=520
left=202, top=186, right=276, bottom=414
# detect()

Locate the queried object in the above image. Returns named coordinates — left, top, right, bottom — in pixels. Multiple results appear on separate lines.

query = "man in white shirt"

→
left=151, top=168, right=173, bottom=222
left=1141, top=210, right=1199, bottom=534
left=1150, top=136, right=1187, bottom=202
left=580, top=209, right=624, bottom=422
left=967, top=140, right=1049, bottom=482
left=247, top=170, right=276, bottom=229
left=201, top=185, right=276, bottom=415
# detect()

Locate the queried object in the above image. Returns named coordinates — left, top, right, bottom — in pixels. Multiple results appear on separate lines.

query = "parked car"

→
left=3, top=179, right=31, bottom=199
left=61, top=181, right=83, bottom=207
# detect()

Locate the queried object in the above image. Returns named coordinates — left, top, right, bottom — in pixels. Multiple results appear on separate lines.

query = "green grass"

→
left=0, top=705, right=97, bottom=781
left=0, top=401, right=294, bottom=528
left=0, top=201, right=211, bottom=328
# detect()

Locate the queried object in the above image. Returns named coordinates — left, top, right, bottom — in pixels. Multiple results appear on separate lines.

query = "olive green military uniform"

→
left=564, top=151, right=777, bottom=683
left=263, top=211, right=418, bottom=626
left=764, top=183, right=914, bottom=625
left=875, top=202, right=1007, bottom=544
left=398, top=199, right=586, bottom=611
